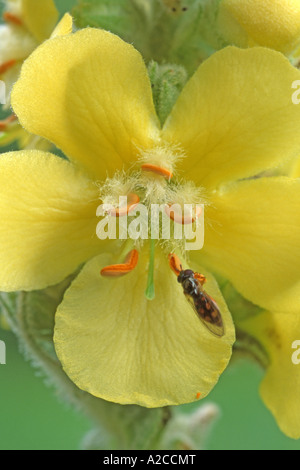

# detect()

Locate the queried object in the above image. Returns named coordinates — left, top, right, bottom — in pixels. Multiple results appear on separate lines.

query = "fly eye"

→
left=183, top=270, right=194, bottom=277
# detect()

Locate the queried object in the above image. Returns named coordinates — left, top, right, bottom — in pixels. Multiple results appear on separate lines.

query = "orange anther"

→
left=108, top=193, right=140, bottom=217
left=168, top=253, right=182, bottom=277
left=3, top=12, right=23, bottom=26
left=0, top=59, right=17, bottom=75
left=0, top=114, right=17, bottom=131
left=101, top=249, right=139, bottom=277
left=141, top=163, right=173, bottom=180
left=196, top=392, right=201, bottom=400
left=165, top=204, right=202, bottom=225
left=194, top=272, right=206, bottom=286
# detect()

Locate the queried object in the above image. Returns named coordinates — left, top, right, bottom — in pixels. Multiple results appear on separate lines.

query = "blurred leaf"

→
left=72, top=0, right=226, bottom=75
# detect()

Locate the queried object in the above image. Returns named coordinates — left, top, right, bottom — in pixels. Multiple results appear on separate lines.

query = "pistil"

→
left=145, top=238, right=156, bottom=300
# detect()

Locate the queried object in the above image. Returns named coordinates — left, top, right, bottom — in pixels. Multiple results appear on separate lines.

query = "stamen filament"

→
left=145, top=239, right=156, bottom=300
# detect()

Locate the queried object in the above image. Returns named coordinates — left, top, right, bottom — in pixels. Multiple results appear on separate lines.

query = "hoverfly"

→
left=169, top=254, right=225, bottom=337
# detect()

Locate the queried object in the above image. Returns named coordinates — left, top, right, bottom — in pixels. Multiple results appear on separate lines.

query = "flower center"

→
left=99, top=146, right=207, bottom=299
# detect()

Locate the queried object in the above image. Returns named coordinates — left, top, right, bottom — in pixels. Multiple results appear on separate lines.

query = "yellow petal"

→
left=54, top=250, right=235, bottom=407
left=50, top=13, right=73, bottom=38
left=290, top=156, right=300, bottom=178
left=163, top=47, right=300, bottom=189
left=21, top=0, right=59, bottom=42
left=12, top=28, right=160, bottom=181
left=240, top=311, right=300, bottom=439
left=218, top=0, right=300, bottom=54
left=0, top=150, right=101, bottom=291
left=199, top=176, right=300, bottom=313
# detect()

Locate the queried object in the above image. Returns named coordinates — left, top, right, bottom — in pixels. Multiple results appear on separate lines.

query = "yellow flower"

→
left=237, top=310, right=300, bottom=439
left=0, top=0, right=72, bottom=148
left=2, top=29, right=300, bottom=407
left=290, top=155, right=300, bottom=178
left=233, top=147, right=300, bottom=440
left=218, top=0, right=300, bottom=54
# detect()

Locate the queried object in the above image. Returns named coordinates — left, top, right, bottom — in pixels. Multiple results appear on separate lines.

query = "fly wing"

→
left=184, top=291, right=225, bottom=338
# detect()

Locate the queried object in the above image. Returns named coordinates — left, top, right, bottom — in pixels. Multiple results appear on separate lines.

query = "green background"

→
left=2, top=327, right=300, bottom=450
left=1, top=0, right=300, bottom=450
